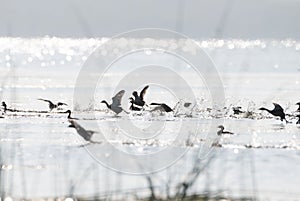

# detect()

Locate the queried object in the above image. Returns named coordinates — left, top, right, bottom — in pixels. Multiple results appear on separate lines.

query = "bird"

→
left=132, top=85, right=149, bottom=107
left=68, top=119, right=97, bottom=142
left=217, top=125, right=234, bottom=135
left=184, top=102, right=192, bottom=108
left=296, top=102, right=300, bottom=112
left=38, top=98, right=68, bottom=111
left=1, top=102, right=7, bottom=113
left=64, top=110, right=79, bottom=120
left=150, top=103, right=173, bottom=112
left=259, top=103, right=289, bottom=123
left=232, top=106, right=244, bottom=115
left=101, top=90, right=127, bottom=115
left=129, top=97, right=142, bottom=111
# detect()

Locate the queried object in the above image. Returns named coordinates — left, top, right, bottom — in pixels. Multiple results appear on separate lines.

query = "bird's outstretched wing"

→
left=112, top=90, right=125, bottom=106
left=38, top=98, right=53, bottom=104
left=69, top=119, right=94, bottom=141
left=140, top=85, right=149, bottom=100
left=273, top=103, right=284, bottom=112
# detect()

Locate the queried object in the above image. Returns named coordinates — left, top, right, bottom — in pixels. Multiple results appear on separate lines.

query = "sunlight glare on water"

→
left=0, top=37, right=300, bottom=200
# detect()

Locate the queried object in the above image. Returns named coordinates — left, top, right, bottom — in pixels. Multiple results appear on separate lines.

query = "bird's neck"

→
left=260, top=108, right=271, bottom=113
left=102, top=101, right=111, bottom=109
left=67, top=111, right=71, bottom=118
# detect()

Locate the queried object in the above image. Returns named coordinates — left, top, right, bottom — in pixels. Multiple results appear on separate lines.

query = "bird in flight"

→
left=38, top=98, right=68, bottom=111
left=132, top=85, right=149, bottom=107
left=101, top=90, right=128, bottom=115
left=259, top=103, right=289, bottom=123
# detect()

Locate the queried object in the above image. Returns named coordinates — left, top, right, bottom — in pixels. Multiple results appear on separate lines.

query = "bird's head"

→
left=296, top=102, right=300, bottom=106
left=100, top=100, right=106, bottom=104
left=132, top=91, right=138, bottom=96
left=2, top=102, right=6, bottom=106
left=218, top=125, right=224, bottom=130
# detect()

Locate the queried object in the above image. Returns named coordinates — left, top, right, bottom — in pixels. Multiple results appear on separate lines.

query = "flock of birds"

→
left=100, top=85, right=173, bottom=115
left=1, top=84, right=300, bottom=143
left=101, top=86, right=300, bottom=134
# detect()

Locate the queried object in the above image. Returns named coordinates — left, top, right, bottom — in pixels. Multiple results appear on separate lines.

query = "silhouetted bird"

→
left=129, top=97, right=142, bottom=111
left=101, top=90, right=127, bottom=115
left=64, top=110, right=79, bottom=120
left=232, top=106, right=244, bottom=115
left=1, top=102, right=7, bottom=113
left=296, top=115, right=300, bottom=124
left=259, top=103, right=289, bottom=123
left=38, top=98, right=67, bottom=111
left=150, top=103, right=173, bottom=112
left=217, top=125, right=234, bottom=135
left=296, top=102, right=300, bottom=112
left=132, top=85, right=149, bottom=107
left=184, top=102, right=192, bottom=107
left=68, top=119, right=97, bottom=142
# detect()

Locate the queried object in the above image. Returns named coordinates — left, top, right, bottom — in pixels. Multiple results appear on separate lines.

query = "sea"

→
left=0, top=37, right=300, bottom=200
